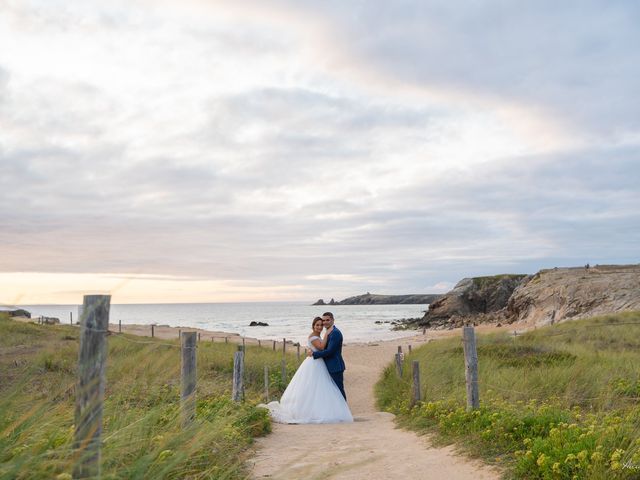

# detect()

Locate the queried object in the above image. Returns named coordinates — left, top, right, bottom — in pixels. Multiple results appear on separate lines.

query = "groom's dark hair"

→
left=322, top=312, right=334, bottom=319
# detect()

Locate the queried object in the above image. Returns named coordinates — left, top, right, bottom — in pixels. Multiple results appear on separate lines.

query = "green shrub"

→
left=376, top=311, right=640, bottom=479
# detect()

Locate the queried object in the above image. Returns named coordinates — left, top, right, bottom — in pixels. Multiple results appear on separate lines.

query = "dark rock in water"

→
left=312, top=299, right=326, bottom=305
left=249, top=321, right=269, bottom=327
left=329, top=298, right=336, bottom=305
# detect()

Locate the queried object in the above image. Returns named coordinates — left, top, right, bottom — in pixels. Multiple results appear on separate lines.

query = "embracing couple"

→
left=265, top=312, right=353, bottom=424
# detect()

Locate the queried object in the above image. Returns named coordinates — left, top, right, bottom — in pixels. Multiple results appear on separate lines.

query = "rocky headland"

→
left=312, top=293, right=442, bottom=306
left=410, top=264, right=640, bottom=329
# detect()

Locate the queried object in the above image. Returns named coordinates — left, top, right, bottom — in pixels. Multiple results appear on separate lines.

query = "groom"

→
left=309, top=312, right=347, bottom=400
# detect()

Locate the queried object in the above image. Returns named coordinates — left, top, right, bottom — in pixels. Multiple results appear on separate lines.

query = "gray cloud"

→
left=0, top=1, right=638, bottom=300
left=300, top=0, right=640, bottom=137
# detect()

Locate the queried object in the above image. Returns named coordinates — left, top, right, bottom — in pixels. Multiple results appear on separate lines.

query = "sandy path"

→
left=249, top=332, right=501, bottom=480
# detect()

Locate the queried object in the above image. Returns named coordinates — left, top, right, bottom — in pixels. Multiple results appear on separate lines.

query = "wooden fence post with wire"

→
left=181, top=332, right=197, bottom=427
left=232, top=345, right=245, bottom=403
left=462, top=326, right=480, bottom=410
left=411, top=360, right=421, bottom=406
left=395, top=345, right=403, bottom=377
left=264, top=365, right=269, bottom=402
left=73, top=294, right=110, bottom=479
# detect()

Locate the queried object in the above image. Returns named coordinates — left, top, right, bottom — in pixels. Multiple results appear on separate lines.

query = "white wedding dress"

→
left=264, top=336, right=353, bottom=424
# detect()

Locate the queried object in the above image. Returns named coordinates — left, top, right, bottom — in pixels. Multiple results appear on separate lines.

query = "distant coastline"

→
left=312, top=293, right=442, bottom=306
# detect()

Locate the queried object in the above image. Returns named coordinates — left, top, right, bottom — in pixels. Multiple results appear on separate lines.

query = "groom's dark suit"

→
left=312, top=326, right=346, bottom=400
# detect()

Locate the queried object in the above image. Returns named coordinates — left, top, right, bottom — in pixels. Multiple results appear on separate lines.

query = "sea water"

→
left=21, top=302, right=427, bottom=344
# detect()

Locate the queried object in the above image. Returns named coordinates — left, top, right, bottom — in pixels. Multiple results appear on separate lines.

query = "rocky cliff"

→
left=415, top=265, right=640, bottom=329
left=507, top=265, right=640, bottom=325
left=419, top=275, right=526, bottom=329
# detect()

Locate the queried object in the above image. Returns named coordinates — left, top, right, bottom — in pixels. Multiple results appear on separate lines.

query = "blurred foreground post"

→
left=411, top=361, right=421, bottom=406
left=74, top=294, right=110, bottom=479
left=232, top=345, right=245, bottom=402
left=181, top=332, right=197, bottom=427
left=462, top=326, right=479, bottom=410
left=281, top=359, right=287, bottom=386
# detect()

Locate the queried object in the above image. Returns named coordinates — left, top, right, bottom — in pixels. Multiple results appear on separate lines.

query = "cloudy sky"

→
left=1, top=0, right=638, bottom=304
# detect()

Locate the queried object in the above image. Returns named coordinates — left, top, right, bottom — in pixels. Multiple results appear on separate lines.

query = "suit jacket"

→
left=312, top=326, right=346, bottom=373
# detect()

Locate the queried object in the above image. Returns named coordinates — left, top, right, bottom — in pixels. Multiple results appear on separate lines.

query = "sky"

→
left=1, top=0, right=639, bottom=304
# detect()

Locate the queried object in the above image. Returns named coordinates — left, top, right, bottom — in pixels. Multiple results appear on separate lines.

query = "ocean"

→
left=20, top=302, right=427, bottom=344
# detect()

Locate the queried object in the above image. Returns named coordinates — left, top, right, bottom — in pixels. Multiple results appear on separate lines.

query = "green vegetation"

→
left=471, top=274, right=528, bottom=289
left=376, top=311, right=640, bottom=479
left=0, top=314, right=296, bottom=479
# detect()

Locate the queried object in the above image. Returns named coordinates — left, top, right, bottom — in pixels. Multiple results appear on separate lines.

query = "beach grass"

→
left=375, top=311, right=640, bottom=479
left=0, top=313, right=298, bottom=479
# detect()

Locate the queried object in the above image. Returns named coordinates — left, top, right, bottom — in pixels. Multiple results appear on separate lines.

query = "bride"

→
left=264, top=317, right=353, bottom=424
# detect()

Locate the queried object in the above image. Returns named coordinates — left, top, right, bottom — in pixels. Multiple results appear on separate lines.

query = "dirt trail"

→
left=250, top=332, right=501, bottom=480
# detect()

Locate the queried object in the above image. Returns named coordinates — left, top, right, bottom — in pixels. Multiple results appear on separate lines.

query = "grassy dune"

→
left=376, top=311, right=640, bottom=479
left=0, top=314, right=297, bottom=479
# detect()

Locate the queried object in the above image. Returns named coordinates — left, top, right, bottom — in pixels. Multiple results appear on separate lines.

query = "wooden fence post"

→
left=178, top=329, right=181, bottom=339
left=411, top=361, right=421, bottom=406
left=258, top=339, right=261, bottom=348
left=282, top=338, right=286, bottom=356
left=395, top=352, right=403, bottom=377
left=422, top=327, right=426, bottom=335
left=462, top=326, right=479, bottom=410
left=272, top=340, right=276, bottom=351
left=232, top=345, right=245, bottom=402
left=151, top=324, right=155, bottom=338
left=74, top=294, right=110, bottom=479
left=225, top=336, right=228, bottom=344
left=181, top=332, right=197, bottom=428
left=264, top=365, right=269, bottom=402
left=408, top=344, right=412, bottom=353
left=281, top=359, right=287, bottom=386
left=198, top=332, right=201, bottom=342
left=297, top=343, right=301, bottom=362
left=118, top=319, right=121, bottom=333
left=70, top=311, right=73, bottom=325
left=242, top=337, right=246, bottom=351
